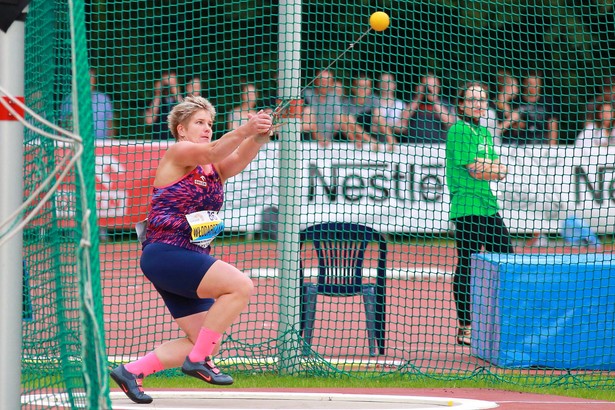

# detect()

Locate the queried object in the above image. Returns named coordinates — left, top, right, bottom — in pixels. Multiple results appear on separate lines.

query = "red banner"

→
left=25, top=141, right=169, bottom=229
left=94, top=142, right=168, bottom=228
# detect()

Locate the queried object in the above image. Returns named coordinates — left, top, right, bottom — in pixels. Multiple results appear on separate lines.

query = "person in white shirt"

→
left=375, top=72, right=412, bottom=136
left=575, top=100, right=614, bottom=148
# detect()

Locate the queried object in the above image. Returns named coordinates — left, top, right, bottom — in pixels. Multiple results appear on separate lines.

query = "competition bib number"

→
left=185, top=210, right=225, bottom=248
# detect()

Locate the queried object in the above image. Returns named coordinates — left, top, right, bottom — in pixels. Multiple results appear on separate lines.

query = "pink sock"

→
left=188, top=328, right=222, bottom=362
left=125, top=351, right=164, bottom=377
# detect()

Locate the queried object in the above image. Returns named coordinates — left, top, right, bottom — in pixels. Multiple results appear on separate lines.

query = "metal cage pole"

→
left=276, top=0, right=304, bottom=372
left=0, top=12, right=26, bottom=410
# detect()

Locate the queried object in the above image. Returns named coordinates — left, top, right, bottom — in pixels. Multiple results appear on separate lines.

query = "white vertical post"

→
left=277, top=0, right=303, bottom=372
left=0, top=14, right=25, bottom=410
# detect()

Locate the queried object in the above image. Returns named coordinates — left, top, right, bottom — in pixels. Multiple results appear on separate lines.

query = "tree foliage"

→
left=86, top=0, right=614, bottom=140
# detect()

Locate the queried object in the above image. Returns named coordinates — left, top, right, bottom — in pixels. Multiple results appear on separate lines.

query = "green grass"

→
left=139, top=373, right=615, bottom=402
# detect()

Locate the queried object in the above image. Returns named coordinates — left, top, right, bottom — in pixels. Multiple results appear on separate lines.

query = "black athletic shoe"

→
left=110, top=364, right=153, bottom=404
left=181, top=356, right=234, bottom=385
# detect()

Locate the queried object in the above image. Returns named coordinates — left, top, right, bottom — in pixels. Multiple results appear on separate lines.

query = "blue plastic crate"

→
left=471, top=253, right=615, bottom=369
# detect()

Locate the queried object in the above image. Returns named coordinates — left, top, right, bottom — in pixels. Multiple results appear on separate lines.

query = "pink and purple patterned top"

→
left=143, top=165, right=224, bottom=253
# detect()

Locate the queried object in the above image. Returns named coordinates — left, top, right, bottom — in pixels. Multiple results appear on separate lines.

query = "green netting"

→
left=20, top=0, right=109, bottom=409
left=21, top=1, right=615, bottom=407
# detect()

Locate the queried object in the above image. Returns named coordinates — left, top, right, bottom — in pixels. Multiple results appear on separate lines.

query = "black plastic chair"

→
left=299, top=222, right=387, bottom=356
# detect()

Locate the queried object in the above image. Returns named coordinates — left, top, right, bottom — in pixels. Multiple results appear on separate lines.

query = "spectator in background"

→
left=60, top=68, right=114, bottom=139
left=575, top=99, right=615, bottom=148
left=145, top=71, right=182, bottom=140
left=345, top=74, right=397, bottom=151
left=374, top=72, right=413, bottom=140
left=405, top=72, right=457, bottom=144
left=227, top=82, right=259, bottom=131
left=494, top=69, right=520, bottom=116
left=303, top=69, right=375, bottom=149
left=493, top=69, right=522, bottom=142
left=503, top=70, right=559, bottom=145
left=478, top=81, right=501, bottom=142
left=600, top=75, right=615, bottom=103
left=186, top=76, right=202, bottom=97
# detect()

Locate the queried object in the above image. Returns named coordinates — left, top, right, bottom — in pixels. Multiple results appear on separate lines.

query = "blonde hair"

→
left=167, top=96, right=216, bottom=140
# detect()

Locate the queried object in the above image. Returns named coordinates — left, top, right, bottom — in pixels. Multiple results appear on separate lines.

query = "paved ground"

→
left=110, top=390, right=495, bottom=409
left=110, top=388, right=615, bottom=410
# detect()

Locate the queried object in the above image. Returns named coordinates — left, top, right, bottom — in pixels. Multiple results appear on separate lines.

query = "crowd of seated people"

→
left=301, top=70, right=377, bottom=149
left=279, top=69, right=566, bottom=148
left=344, top=74, right=396, bottom=151
left=87, top=66, right=615, bottom=149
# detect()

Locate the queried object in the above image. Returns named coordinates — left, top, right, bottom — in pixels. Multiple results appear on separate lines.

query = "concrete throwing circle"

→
left=110, top=391, right=499, bottom=409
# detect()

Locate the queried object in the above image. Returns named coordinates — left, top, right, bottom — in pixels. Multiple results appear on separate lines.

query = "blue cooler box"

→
left=471, top=253, right=615, bottom=369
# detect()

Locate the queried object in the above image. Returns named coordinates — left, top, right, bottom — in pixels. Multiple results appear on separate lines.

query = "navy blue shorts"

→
left=140, top=242, right=216, bottom=318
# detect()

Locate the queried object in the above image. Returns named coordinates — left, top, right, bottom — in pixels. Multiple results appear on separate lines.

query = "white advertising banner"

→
left=223, top=142, right=615, bottom=235
left=79, top=141, right=614, bottom=235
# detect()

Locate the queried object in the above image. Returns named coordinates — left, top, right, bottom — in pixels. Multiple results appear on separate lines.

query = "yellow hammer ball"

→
left=370, top=11, right=390, bottom=32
